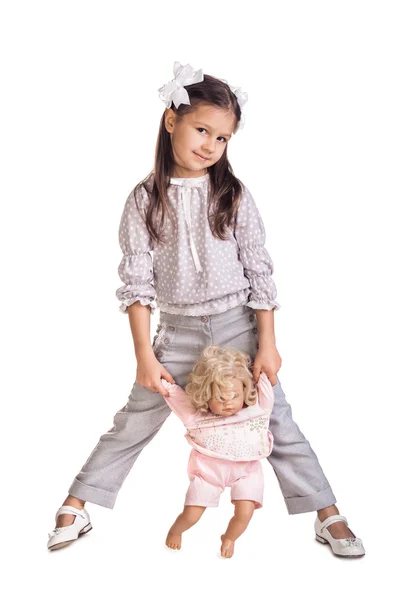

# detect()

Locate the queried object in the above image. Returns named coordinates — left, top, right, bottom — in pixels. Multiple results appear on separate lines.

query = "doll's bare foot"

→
left=166, top=531, right=182, bottom=550
left=166, top=507, right=206, bottom=550
left=220, top=534, right=235, bottom=558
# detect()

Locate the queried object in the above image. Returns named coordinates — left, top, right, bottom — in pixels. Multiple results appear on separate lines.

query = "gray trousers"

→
left=69, top=305, right=336, bottom=514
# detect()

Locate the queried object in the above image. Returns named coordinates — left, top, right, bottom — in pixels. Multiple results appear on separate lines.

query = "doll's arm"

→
left=161, top=379, right=198, bottom=424
left=256, top=372, right=275, bottom=410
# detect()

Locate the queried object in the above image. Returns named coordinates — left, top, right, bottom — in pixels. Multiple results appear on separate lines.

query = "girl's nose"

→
left=202, top=141, right=215, bottom=154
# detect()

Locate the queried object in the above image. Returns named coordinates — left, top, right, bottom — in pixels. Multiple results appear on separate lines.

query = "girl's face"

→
left=164, top=104, right=237, bottom=178
left=208, top=377, right=245, bottom=416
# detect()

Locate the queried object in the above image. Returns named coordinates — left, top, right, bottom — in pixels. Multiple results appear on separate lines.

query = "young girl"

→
left=47, top=61, right=365, bottom=558
left=162, top=345, right=275, bottom=559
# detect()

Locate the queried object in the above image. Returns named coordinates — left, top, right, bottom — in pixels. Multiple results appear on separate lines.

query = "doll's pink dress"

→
left=162, top=373, right=274, bottom=509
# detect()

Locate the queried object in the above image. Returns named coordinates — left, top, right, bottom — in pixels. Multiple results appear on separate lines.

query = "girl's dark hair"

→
left=132, top=74, right=245, bottom=244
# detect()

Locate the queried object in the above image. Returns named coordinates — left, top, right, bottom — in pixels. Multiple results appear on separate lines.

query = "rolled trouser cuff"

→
left=68, top=478, right=117, bottom=509
left=285, top=486, right=337, bottom=515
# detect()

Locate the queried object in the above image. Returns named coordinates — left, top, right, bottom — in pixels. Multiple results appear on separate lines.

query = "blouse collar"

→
left=169, top=173, right=209, bottom=187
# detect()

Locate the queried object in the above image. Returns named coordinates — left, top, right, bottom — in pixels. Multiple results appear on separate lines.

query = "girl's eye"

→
left=196, top=128, right=227, bottom=143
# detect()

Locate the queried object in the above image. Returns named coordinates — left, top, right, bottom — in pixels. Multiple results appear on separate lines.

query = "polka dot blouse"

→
left=116, top=172, right=280, bottom=317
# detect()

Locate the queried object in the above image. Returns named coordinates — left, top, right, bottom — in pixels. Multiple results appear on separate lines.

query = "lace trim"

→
left=158, top=294, right=248, bottom=317
left=247, top=300, right=281, bottom=311
left=119, top=297, right=157, bottom=315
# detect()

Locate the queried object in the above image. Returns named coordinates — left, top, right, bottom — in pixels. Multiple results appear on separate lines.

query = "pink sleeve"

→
left=257, top=372, right=275, bottom=410
left=161, top=379, right=197, bottom=425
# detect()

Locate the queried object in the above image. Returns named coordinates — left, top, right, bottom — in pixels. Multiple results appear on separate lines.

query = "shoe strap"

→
left=319, top=514, right=348, bottom=532
left=55, top=505, right=85, bottom=520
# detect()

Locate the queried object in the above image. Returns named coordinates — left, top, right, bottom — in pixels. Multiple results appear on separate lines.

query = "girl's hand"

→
left=135, top=347, right=175, bottom=397
left=253, top=342, right=282, bottom=386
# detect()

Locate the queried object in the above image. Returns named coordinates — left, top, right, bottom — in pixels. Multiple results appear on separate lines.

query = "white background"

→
left=1, top=1, right=399, bottom=598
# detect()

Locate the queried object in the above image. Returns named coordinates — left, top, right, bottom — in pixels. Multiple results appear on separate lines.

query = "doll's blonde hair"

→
left=185, top=345, right=257, bottom=414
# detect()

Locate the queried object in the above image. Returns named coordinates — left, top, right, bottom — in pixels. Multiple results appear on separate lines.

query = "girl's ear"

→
left=164, top=108, right=177, bottom=133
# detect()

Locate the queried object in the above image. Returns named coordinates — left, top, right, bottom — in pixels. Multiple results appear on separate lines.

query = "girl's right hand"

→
left=135, top=347, right=175, bottom=396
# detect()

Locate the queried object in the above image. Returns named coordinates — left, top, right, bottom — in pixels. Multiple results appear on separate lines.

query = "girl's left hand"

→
left=253, top=343, right=282, bottom=386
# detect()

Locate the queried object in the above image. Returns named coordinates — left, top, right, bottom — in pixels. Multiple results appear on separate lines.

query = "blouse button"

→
left=249, top=314, right=255, bottom=322
left=252, top=327, right=258, bottom=334
left=164, top=337, right=170, bottom=344
left=201, top=316, right=208, bottom=323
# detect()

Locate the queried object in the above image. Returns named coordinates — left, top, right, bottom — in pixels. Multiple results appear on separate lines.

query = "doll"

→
left=161, top=345, right=274, bottom=558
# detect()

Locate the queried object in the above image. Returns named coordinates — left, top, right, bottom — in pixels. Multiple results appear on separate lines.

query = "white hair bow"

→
left=158, top=62, right=204, bottom=109
left=220, top=80, right=248, bottom=131
left=158, top=62, right=248, bottom=132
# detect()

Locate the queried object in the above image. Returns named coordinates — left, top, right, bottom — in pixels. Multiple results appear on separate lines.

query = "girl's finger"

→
left=161, top=369, right=175, bottom=384
left=155, top=382, right=169, bottom=397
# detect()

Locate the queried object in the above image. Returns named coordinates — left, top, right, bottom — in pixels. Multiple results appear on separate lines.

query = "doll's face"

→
left=208, top=377, right=245, bottom=416
left=164, top=104, right=237, bottom=178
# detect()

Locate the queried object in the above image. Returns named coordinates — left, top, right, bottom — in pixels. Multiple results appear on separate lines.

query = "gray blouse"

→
left=116, top=172, right=280, bottom=316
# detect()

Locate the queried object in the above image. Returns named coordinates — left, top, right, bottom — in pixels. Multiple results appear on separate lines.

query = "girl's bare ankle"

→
left=62, top=495, right=86, bottom=510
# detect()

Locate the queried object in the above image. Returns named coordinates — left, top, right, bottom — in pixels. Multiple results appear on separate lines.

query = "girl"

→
left=47, top=61, right=365, bottom=558
left=162, top=345, right=275, bottom=559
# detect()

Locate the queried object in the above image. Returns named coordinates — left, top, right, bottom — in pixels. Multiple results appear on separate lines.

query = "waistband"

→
left=160, top=304, right=253, bottom=327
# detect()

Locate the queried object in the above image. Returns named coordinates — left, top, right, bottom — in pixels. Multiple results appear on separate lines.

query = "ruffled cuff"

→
left=247, top=299, right=280, bottom=311
left=245, top=271, right=280, bottom=311
left=118, top=296, right=157, bottom=315
left=116, top=283, right=157, bottom=315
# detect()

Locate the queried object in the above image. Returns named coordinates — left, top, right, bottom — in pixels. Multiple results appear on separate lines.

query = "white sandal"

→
left=47, top=506, right=92, bottom=551
left=314, top=514, right=365, bottom=558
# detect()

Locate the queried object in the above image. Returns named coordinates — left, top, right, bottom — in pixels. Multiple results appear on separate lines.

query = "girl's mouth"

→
left=193, top=151, right=209, bottom=162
